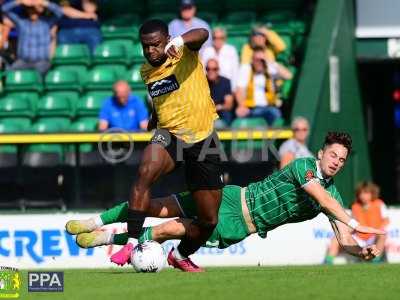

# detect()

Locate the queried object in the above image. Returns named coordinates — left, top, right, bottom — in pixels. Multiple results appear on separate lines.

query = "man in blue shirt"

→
left=2, top=0, right=96, bottom=75
left=168, top=0, right=212, bottom=51
left=99, top=80, right=149, bottom=131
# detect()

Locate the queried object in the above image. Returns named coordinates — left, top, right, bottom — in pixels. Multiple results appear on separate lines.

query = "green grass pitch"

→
left=19, top=264, right=400, bottom=300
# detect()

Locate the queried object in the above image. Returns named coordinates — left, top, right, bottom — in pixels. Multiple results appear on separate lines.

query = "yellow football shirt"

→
left=141, top=46, right=218, bottom=143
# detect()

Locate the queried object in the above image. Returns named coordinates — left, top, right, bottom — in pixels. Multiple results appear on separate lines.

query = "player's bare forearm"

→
left=330, top=220, right=380, bottom=260
left=304, top=182, right=352, bottom=225
left=181, top=28, right=209, bottom=51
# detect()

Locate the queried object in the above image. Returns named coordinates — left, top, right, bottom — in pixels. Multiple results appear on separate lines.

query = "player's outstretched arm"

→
left=330, top=220, right=382, bottom=261
left=165, top=28, right=209, bottom=58
left=304, top=181, right=385, bottom=235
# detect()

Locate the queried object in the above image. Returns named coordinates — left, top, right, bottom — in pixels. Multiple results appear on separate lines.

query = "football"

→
left=131, top=241, right=167, bottom=273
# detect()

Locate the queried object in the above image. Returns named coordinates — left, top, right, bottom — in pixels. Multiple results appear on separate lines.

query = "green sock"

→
left=113, top=233, right=129, bottom=245
left=138, top=227, right=153, bottom=244
left=324, top=255, right=335, bottom=265
left=100, top=201, right=128, bottom=225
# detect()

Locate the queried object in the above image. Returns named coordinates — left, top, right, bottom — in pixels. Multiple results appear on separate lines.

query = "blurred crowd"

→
left=0, top=0, right=297, bottom=131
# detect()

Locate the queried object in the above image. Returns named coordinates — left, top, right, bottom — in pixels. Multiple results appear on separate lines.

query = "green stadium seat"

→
left=92, top=64, right=127, bottom=80
left=132, top=42, right=145, bottom=64
left=23, top=120, right=64, bottom=167
left=0, top=122, right=20, bottom=153
left=222, top=11, right=257, bottom=24
left=224, top=0, right=257, bottom=11
left=70, top=117, right=98, bottom=132
left=0, top=96, right=34, bottom=118
left=0, top=117, right=32, bottom=132
left=146, top=0, right=178, bottom=13
left=101, top=25, right=138, bottom=41
left=5, top=70, right=42, bottom=92
left=37, top=94, right=73, bottom=120
left=52, top=65, right=88, bottom=83
left=45, top=69, right=80, bottom=91
left=232, top=117, right=268, bottom=129
left=85, top=66, right=118, bottom=91
left=52, top=44, right=90, bottom=66
left=93, top=43, right=128, bottom=65
left=226, top=35, right=248, bottom=54
left=102, top=39, right=139, bottom=63
left=35, top=117, right=71, bottom=132
left=126, top=65, right=144, bottom=89
left=44, top=91, right=80, bottom=112
left=195, top=0, right=221, bottom=13
left=259, top=10, right=297, bottom=24
left=5, top=92, right=39, bottom=112
left=196, top=12, right=218, bottom=25
left=103, top=14, right=141, bottom=27
left=146, top=13, right=176, bottom=24
left=0, top=122, right=19, bottom=167
left=231, top=117, right=268, bottom=162
left=76, top=92, right=110, bottom=117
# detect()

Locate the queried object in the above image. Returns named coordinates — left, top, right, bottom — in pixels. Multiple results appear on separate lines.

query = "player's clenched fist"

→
left=165, top=36, right=184, bottom=59
left=360, top=245, right=380, bottom=261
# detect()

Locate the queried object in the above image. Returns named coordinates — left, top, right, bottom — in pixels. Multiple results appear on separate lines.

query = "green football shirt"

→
left=245, top=157, right=344, bottom=238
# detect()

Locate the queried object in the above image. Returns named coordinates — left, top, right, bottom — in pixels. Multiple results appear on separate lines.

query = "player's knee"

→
left=195, top=217, right=218, bottom=232
left=137, top=164, right=156, bottom=183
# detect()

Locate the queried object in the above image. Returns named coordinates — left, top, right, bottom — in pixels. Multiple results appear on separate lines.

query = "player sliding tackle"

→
left=66, top=132, right=385, bottom=269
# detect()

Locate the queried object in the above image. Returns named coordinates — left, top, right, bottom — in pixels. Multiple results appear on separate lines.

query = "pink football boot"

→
left=110, top=243, right=134, bottom=266
left=167, top=248, right=204, bottom=272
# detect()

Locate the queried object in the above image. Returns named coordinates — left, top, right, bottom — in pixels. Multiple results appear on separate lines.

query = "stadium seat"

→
left=37, top=94, right=73, bottom=119
left=222, top=11, right=257, bottom=24
left=85, top=66, right=118, bottom=91
left=4, top=70, right=42, bottom=92
left=65, top=118, right=102, bottom=166
left=103, top=13, right=141, bottom=27
left=44, top=91, right=80, bottom=112
left=93, top=43, right=129, bottom=65
left=23, top=120, right=64, bottom=167
left=259, top=10, right=297, bottom=24
left=52, top=65, right=88, bottom=83
left=126, top=64, right=144, bottom=89
left=5, top=92, right=40, bottom=112
left=226, top=35, right=248, bottom=54
left=146, top=13, right=176, bottom=24
left=92, top=64, right=127, bottom=80
left=195, top=0, right=221, bottom=13
left=103, top=39, right=135, bottom=64
left=230, top=117, right=268, bottom=162
left=232, top=117, right=268, bottom=129
left=76, top=92, right=111, bottom=117
left=224, top=0, right=257, bottom=11
left=52, top=44, right=90, bottom=68
left=101, top=25, right=138, bottom=41
left=0, top=123, right=19, bottom=168
left=0, top=117, right=32, bottom=132
left=45, top=69, right=81, bottom=92
left=196, top=12, right=218, bottom=25
left=0, top=96, right=34, bottom=118
left=52, top=44, right=91, bottom=66
left=146, top=0, right=178, bottom=13
left=131, top=42, right=145, bottom=64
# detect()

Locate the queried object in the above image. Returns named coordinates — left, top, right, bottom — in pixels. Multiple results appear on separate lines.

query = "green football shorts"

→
left=174, top=185, right=251, bottom=249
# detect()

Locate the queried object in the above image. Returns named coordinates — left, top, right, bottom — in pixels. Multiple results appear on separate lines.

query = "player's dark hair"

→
left=139, top=19, right=169, bottom=37
left=323, top=132, right=352, bottom=154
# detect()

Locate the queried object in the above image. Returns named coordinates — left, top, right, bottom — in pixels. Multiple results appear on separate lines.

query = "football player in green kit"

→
left=66, top=132, right=385, bottom=271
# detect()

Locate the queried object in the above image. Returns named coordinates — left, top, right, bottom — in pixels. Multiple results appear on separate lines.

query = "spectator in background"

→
left=201, top=27, right=239, bottom=91
left=206, top=58, right=234, bottom=125
left=325, top=182, right=389, bottom=264
left=99, top=80, right=149, bottom=131
left=278, top=116, right=313, bottom=169
left=2, top=0, right=97, bottom=75
left=58, top=0, right=101, bottom=54
left=241, top=26, right=286, bottom=64
left=169, top=0, right=211, bottom=52
left=235, top=47, right=292, bottom=126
